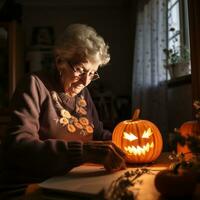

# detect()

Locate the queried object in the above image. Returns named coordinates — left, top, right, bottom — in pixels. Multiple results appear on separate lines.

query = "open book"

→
left=39, top=165, right=126, bottom=199
left=39, top=164, right=165, bottom=200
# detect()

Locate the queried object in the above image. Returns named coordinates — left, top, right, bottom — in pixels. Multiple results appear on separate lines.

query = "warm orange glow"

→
left=112, top=112, right=163, bottom=163
left=123, top=129, right=154, bottom=155
left=124, top=142, right=154, bottom=156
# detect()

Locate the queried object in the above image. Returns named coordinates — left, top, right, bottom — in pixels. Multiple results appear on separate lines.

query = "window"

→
left=167, top=0, right=191, bottom=79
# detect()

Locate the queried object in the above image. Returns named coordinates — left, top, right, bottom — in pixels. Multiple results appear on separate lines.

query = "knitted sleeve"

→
left=1, top=75, right=84, bottom=182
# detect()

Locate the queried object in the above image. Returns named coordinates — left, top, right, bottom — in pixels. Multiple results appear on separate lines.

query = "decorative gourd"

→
left=112, top=109, right=163, bottom=163
left=177, top=120, right=200, bottom=158
left=155, top=169, right=197, bottom=198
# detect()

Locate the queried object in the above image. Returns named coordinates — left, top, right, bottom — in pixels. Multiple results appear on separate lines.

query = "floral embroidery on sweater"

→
left=51, top=91, right=94, bottom=136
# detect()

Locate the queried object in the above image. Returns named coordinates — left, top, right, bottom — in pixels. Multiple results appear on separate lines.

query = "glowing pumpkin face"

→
left=123, top=127, right=154, bottom=156
left=112, top=109, right=163, bottom=163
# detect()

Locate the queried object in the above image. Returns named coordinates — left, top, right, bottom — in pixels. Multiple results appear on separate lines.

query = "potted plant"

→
left=163, top=28, right=191, bottom=79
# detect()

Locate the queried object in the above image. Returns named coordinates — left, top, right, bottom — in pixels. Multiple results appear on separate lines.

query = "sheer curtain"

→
left=132, top=0, right=168, bottom=150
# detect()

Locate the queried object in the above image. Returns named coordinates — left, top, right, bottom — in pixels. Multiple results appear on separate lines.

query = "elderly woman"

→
left=0, top=24, right=125, bottom=189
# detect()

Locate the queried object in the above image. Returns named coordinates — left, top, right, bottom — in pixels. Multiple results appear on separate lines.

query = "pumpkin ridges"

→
left=135, top=120, right=142, bottom=162
left=134, top=121, right=146, bottom=162
left=140, top=121, right=160, bottom=163
left=112, top=126, right=117, bottom=145
left=140, top=121, right=154, bottom=162
left=142, top=121, right=153, bottom=162
left=122, top=122, right=129, bottom=150
left=136, top=121, right=144, bottom=162
left=123, top=122, right=132, bottom=162
left=112, top=122, right=124, bottom=148
left=122, top=122, right=131, bottom=157
left=151, top=122, right=163, bottom=162
left=146, top=122, right=154, bottom=162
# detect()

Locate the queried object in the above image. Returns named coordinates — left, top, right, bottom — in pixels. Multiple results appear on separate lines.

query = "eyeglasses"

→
left=66, top=60, right=100, bottom=81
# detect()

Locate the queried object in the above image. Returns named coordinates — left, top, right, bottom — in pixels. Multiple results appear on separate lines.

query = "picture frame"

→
left=31, top=26, right=54, bottom=46
left=27, top=26, right=54, bottom=72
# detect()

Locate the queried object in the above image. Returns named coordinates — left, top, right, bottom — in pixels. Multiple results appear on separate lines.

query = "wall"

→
left=167, top=79, right=193, bottom=131
left=189, top=0, right=200, bottom=101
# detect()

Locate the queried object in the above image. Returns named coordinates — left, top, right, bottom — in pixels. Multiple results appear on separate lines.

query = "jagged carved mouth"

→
left=124, top=142, right=154, bottom=156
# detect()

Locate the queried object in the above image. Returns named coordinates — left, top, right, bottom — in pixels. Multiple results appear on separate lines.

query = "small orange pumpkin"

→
left=177, top=120, right=200, bottom=159
left=112, top=109, right=163, bottom=163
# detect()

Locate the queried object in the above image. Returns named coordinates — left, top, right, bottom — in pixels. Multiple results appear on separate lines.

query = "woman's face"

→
left=56, top=57, right=99, bottom=97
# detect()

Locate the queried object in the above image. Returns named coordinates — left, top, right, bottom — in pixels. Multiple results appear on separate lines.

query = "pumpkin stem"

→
left=132, top=109, right=140, bottom=120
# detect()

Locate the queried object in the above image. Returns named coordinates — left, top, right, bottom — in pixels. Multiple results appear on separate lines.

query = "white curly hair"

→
left=54, top=23, right=110, bottom=67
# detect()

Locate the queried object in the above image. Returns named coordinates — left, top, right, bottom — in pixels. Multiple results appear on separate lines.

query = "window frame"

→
left=166, top=0, right=191, bottom=79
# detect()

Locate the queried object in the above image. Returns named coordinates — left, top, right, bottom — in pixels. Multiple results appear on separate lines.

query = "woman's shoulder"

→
left=15, top=71, right=43, bottom=92
left=17, top=70, right=44, bottom=83
left=17, top=69, right=57, bottom=91
left=11, top=70, right=55, bottom=104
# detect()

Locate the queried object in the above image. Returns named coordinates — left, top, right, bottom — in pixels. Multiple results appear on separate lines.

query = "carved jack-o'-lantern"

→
left=112, top=109, right=163, bottom=163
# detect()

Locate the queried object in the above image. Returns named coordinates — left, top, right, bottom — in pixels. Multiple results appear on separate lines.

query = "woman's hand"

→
left=83, top=141, right=126, bottom=172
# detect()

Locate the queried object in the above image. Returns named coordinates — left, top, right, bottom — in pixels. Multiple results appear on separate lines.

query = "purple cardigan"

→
left=1, top=68, right=111, bottom=184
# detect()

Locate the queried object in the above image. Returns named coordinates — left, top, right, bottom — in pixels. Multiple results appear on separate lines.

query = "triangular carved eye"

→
left=142, top=128, right=153, bottom=138
left=123, top=132, right=138, bottom=141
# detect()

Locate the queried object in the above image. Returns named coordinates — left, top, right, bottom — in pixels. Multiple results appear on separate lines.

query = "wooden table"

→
left=23, top=153, right=170, bottom=200
left=3, top=153, right=200, bottom=200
